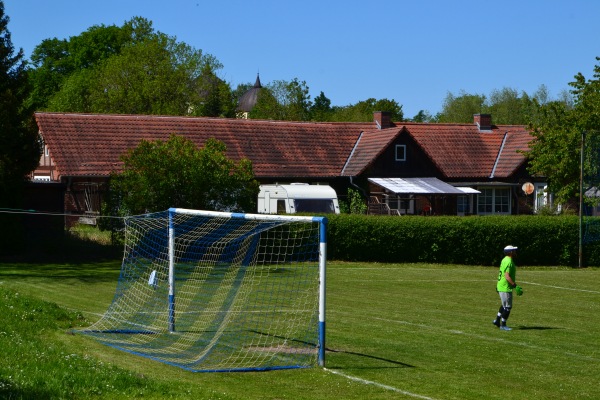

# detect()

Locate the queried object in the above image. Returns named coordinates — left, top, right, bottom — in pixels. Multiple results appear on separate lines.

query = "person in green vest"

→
left=493, top=245, right=522, bottom=331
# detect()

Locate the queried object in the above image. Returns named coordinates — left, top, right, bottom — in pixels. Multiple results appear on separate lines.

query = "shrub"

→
left=327, top=214, right=600, bottom=266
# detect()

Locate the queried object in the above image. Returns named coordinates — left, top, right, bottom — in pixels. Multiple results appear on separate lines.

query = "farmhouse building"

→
left=32, top=111, right=546, bottom=220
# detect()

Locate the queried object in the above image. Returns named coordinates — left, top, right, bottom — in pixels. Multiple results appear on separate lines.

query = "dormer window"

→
left=395, top=145, right=406, bottom=161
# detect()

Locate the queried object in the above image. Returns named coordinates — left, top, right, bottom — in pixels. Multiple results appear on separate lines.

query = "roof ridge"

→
left=35, top=111, right=377, bottom=127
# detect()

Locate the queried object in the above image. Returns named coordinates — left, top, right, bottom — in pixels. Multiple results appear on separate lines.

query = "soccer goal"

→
left=78, top=208, right=327, bottom=372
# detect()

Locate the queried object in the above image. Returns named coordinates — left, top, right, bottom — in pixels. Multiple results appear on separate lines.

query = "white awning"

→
left=368, top=178, right=480, bottom=195
left=456, top=186, right=481, bottom=194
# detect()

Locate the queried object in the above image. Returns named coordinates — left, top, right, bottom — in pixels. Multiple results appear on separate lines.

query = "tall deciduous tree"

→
left=437, top=91, right=486, bottom=123
left=436, top=85, right=562, bottom=125
left=106, top=135, right=259, bottom=217
left=28, top=19, right=136, bottom=110
left=330, top=98, right=403, bottom=122
left=29, top=17, right=233, bottom=117
left=527, top=58, right=600, bottom=207
left=250, top=78, right=312, bottom=121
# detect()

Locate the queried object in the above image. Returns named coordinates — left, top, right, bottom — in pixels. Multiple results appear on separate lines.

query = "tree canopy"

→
left=435, top=85, right=563, bottom=125
left=105, top=135, right=259, bottom=217
left=527, top=58, right=600, bottom=207
left=28, top=17, right=235, bottom=117
left=249, top=78, right=312, bottom=121
left=0, top=0, right=40, bottom=202
left=330, top=98, right=404, bottom=122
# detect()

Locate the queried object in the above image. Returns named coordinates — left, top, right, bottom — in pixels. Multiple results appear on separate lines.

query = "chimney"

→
left=474, top=114, right=492, bottom=131
left=374, top=111, right=393, bottom=129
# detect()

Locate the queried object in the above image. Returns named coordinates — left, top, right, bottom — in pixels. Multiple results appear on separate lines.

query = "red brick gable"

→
left=35, top=112, right=373, bottom=179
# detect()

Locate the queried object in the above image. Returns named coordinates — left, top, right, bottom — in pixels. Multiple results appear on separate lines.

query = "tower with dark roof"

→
left=237, top=74, right=262, bottom=118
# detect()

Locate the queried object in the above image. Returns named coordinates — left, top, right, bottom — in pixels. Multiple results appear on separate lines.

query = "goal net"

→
left=78, top=208, right=327, bottom=372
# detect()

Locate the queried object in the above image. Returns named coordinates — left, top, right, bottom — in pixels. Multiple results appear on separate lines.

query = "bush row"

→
left=326, top=214, right=600, bottom=267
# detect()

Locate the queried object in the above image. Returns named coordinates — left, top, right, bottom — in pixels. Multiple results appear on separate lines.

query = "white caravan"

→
left=257, top=183, right=340, bottom=214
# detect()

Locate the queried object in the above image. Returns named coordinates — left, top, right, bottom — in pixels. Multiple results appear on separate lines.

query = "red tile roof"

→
left=341, top=128, right=403, bottom=176
left=35, top=112, right=373, bottom=179
left=35, top=112, right=533, bottom=182
left=342, top=122, right=532, bottom=179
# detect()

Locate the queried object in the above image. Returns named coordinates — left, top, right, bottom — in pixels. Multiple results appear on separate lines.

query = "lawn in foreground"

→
left=0, top=259, right=599, bottom=399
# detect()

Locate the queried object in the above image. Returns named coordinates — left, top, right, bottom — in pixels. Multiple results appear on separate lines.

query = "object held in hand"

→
left=515, top=285, right=523, bottom=296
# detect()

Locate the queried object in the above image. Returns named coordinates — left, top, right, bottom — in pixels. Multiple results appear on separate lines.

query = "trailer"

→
left=257, top=183, right=340, bottom=214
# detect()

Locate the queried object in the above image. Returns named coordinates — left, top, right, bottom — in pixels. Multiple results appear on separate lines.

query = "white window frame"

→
left=534, top=183, right=548, bottom=212
left=395, top=145, right=406, bottom=161
left=477, top=187, right=511, bottom=215
left=457, top=195, right=475, bottom=216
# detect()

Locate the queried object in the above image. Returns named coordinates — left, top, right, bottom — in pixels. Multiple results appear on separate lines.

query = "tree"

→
left=0, top=0, right=41, bottom=253
left=250, top=78, right=312, bottom=121
left=248, top=86, right=283, bottom=120
left=191, top=63, right=238, bottom=118
left=437, top=85, right=564, bottom=125
left=411, top=110, right=435, bottom=122
left=330, top=98, right=403, bottom=122
left=106, top=135, right=259, bottom=217
left=486, top=87, right=524, bottom=124
left=527, top=57, right=600, bottom=206
left=27, top=20, right=135, bottom=110
left=30, top=17, right=232, bottom=117
left=437, top=91, right=486, bottom=123
left=0, top=0, right=40, bottom=200
left=310, top=91, right=333, bottom=121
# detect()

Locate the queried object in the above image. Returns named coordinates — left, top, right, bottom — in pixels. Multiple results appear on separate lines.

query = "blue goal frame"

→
left=168, top=208, right=328, bottom=367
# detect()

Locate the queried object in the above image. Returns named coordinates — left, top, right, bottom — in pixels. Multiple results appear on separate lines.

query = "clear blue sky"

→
left=4, top=0, right=600, bottom=118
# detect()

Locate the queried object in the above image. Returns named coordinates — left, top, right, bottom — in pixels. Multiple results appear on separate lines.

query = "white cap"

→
left=504, top=245, right=518, bottom=252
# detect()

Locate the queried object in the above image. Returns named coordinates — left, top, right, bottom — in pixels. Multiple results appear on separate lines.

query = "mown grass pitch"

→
left=1, top=260, right=599, bottom=399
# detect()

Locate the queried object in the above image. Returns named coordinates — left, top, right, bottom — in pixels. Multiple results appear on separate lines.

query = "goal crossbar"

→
left=78, top=208, right=327, bottom=372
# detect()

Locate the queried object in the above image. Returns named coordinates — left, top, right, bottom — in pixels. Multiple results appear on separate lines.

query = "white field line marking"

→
left=363, top=314, right=600, bottom=362
left=520, top=281, right=600, bottom=294
left=324, top=368, right=438, bottom=400
left=331, top=268, right=600, bottom=294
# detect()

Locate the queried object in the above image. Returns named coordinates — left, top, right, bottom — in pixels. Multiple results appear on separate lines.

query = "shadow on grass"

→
left=326, top=347, right=415, bottom=369
left=0, top=234, right=122, bottom=264
left=0, top=386, right=57, bottom=400
left=0, top=234, right=123, bottom=283
left=249, top=329, right=415, bottom=369
left=515, top=326, right=561, bottom=330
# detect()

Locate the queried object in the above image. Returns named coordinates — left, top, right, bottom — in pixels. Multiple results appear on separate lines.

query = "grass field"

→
left=1, top=252, right=599, bottom=399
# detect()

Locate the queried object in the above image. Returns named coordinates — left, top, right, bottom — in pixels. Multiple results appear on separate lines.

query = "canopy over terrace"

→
left=367, top=178, right=480, bottom=215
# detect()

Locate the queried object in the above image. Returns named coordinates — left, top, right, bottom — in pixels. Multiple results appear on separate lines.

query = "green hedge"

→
left=326, top=214, right=600, bottom=266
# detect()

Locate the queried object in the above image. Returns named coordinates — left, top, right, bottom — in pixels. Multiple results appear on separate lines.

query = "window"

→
left=293, top=199, right=336, bottom=214
left=477, top=188, right=511, bottom=214
left=395, top=145, right=406, bottom=161
left=385, top=194, right=414, bottom=214
left=457, top=195, right=469, bottom=214
left=535, top=184, right=547, bottom=211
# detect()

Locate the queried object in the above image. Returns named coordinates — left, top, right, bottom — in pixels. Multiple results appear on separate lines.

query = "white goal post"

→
left=79, top=208, right=327, bottom=372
